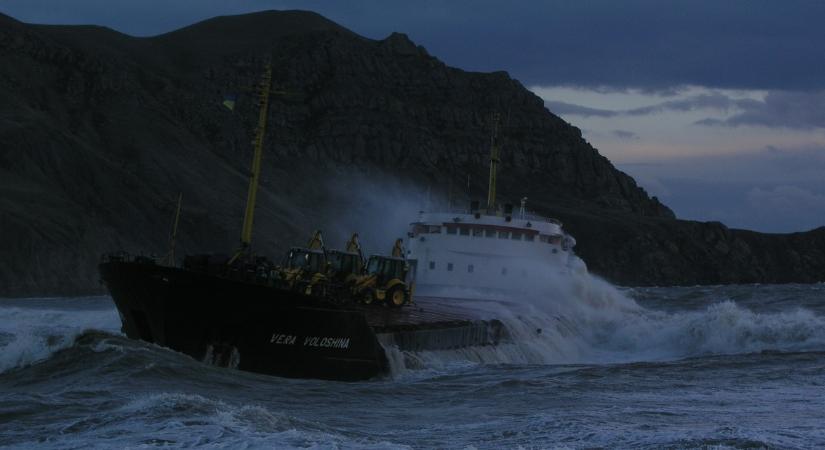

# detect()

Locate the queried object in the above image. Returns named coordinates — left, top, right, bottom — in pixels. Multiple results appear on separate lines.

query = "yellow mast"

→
left=230, top=64, right=272, bottom=263
left=163, top=192, right=183, bottom=266
left=486, top=112, right=501, bottom=212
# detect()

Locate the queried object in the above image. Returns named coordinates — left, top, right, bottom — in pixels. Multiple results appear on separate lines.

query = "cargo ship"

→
left=99, top=66, right=583, bottom=380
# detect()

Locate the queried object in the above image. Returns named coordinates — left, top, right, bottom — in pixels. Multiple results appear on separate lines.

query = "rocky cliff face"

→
left=0, top=10, right=822, bottom=296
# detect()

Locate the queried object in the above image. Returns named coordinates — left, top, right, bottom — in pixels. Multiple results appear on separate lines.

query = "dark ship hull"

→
left=99, top=258, right=505, bottom=381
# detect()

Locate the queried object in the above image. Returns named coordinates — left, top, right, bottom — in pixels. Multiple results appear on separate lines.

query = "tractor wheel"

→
left=307, top=283, right=326, bottom=297
left=386, top=286, right=407, bottom=308
left=361, top=290, right=375, bottom=305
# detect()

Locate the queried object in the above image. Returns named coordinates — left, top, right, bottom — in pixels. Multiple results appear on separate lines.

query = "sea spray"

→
left=0, top=299, right=120, bottom=373
left=384, top=266, right=825, bottom=376
left=3, top=290, right=824, bottom=448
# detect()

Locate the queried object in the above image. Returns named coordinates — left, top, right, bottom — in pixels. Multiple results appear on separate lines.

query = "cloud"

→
left=627, top=173, right=670, bottom=198
left=545, top=89, right=825, bottom=131
left=0, top=0, right=276, bottom=36
left=695, top=91, right=825, bottom=130
left=610, top=130, right=639, bottom=140
left=546, top=92, right=759, bottom=118
left=624, top=93, right=759, bottom=116
left=618, top=145, right=825, bottom=232
left=544, top=101, right=617, bottom=118
left=747, top=185, right=825, bottom=215
left=2, top=0, right=825, bottom=91
left=578, top=128, right=640, bottom=141
left=625, top=145, right=825, bottom=186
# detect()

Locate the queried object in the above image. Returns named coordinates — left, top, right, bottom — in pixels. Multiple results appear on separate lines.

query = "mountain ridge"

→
left=0, top=10, right=822, bottom=296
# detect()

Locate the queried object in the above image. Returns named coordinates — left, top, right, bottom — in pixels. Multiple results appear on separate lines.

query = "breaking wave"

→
left=74, top=392, right=408, bottom=450
left=0, top=299, right=121, bottom=374
left=1, top=389, right=409, bottom=449
left=3, top=286, right=824, bottom=382
left=387, top=271, right=825, bottom=376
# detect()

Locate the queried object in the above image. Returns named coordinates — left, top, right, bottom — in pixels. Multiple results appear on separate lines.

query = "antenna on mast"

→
left=448, top=177, right=453, bottom=210
left=486, top=112, right=501, bottom=213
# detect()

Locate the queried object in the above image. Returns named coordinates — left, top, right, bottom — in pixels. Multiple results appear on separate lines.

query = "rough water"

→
left=1, top=282, right=824, bottom=449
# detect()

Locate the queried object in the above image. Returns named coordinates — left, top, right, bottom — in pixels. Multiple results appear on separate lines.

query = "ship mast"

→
left=231, top=64, right=273, bottom=262
left=486, top=112, right=501, bottom=213
left=162, top=192, right=183, bottom=265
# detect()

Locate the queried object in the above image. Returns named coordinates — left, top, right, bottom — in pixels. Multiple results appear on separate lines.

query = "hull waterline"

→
left=99, top=260, right=505, bottom=381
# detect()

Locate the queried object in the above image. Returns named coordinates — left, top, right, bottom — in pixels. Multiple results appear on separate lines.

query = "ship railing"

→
left=422, top=209, right=562, bottom=226
left=100, top=251, right=159, bottom=265
left=99, top=252, right=377, bottom=306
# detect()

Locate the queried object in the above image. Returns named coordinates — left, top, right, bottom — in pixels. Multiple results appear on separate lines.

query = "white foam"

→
left=0, top=300, right=121, bottom=373
left=387, top=269, right=825, bottom=376
left=106, top=392, right=411, bottom=449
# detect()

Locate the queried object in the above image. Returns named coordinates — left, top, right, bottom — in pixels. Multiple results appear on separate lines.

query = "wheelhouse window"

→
left=472, top=228, right=483, bottom=237
left=366, top=256, right=379, bottom=273
left=329, top=252, right=360, bottom=274
left=446, top=226, right=457, bottom=235
left=366, top=257, right=405, bottom=279
left=286, top=249, right=325, bottom=273
left=525, top=234, right=535, bottom=242
left=498, top=231, right=509, bottom=239
left=459, top=227, right=470, bottom=236
left=485, top=229, right=496, bottom=238
left=447, top=263, right=454, bottom=271
left=511, top=232, right=522, bottom=241
left=411, top=224, right=443, bottom=236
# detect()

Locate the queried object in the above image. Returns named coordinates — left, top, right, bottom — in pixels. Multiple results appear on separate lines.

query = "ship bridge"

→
left=406, top=210, right=579, bottom=296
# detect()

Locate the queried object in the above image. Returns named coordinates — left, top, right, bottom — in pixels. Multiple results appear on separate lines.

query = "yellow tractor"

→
left=352, top=239, right=414, bottom=307
left=326, top=233, right=365, bottom=284
left=278, top=230, right=328, bottom=296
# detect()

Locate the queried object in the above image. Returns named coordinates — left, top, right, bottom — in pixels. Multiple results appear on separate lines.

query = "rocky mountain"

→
left=0, top=10, right=822, bottom=297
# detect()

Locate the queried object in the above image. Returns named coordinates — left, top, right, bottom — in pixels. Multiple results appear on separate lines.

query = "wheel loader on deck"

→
left=326, top=233, right=365, bottom=285
left=351, top=239, right=414, bottom=307
left=277, top=230, right=328, bottom=295
left=276, top=233, right=414, bottom=306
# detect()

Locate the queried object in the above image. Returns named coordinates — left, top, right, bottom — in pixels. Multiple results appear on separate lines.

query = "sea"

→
left=1, top=278, right=824, bottom=449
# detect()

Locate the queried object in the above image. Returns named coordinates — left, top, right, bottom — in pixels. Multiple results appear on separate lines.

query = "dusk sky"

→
left=2, top=0, right=823, bottom=233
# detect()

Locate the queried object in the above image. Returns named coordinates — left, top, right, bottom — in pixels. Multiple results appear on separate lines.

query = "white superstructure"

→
left=406, top=207, right=584, bottom=296
left=406, top=113, right=586, bottom=297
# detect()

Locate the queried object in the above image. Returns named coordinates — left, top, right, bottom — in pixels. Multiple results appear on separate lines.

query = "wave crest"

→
left=387, top=272, right=825, bottom=376
left=0, top=302, right=120, bottom=374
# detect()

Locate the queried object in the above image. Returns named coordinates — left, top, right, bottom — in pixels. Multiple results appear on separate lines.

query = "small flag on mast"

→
left=222, top=94, right=237, bottom=111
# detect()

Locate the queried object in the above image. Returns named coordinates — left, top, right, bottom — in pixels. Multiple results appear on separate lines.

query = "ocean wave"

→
left=0, top=389, right=411, bottom=449
left=387, top=272, right=825, bottom=375
left=54, top=392, right=409, bottom=450
left=0, top=303, right=120, bottom=374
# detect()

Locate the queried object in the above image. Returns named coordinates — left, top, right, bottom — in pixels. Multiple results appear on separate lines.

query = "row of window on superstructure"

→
left=412, top=224, right=563, bottom=244
left=428, top=261, right=524, bottom=276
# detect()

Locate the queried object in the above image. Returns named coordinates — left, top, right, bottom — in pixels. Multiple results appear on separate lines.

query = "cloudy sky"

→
left=2, top=0, right=824, bottom=232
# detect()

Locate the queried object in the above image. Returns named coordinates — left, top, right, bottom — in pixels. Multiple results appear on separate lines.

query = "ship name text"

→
left=269, top=333, right=350, bottom=349
left=270, top=334, right=297, bottom=345
left=304, top=336, right=351, bottom=349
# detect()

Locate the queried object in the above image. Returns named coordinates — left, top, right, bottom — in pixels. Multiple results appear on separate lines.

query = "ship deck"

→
left=360, top=296, right=505, bottom=332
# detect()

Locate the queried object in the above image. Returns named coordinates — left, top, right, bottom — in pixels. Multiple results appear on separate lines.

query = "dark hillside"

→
left=0, top=10, right=822, bottom=296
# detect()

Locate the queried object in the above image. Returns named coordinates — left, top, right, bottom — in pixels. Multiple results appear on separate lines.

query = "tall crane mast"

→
left=230, top=64, right=272, bottom=264
left=486, top=112, right=501, bottom=213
